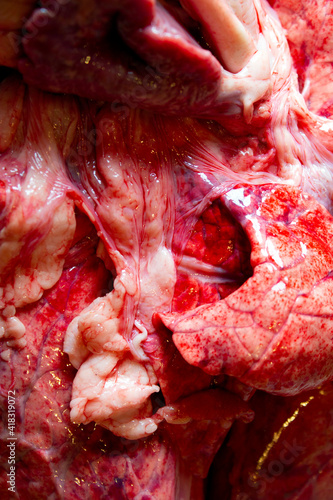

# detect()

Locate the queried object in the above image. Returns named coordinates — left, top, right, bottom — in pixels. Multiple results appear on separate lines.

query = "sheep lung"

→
left=160, top=184, right=333, bottom=395
left=1, top=0, right=333, bottom=498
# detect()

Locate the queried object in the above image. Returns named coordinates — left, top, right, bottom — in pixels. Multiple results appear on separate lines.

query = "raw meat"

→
left=1, top=0, right=333, bottom=498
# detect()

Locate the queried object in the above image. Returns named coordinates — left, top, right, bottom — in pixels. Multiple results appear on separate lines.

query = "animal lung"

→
left=1, top=0, right=333, bottom=498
